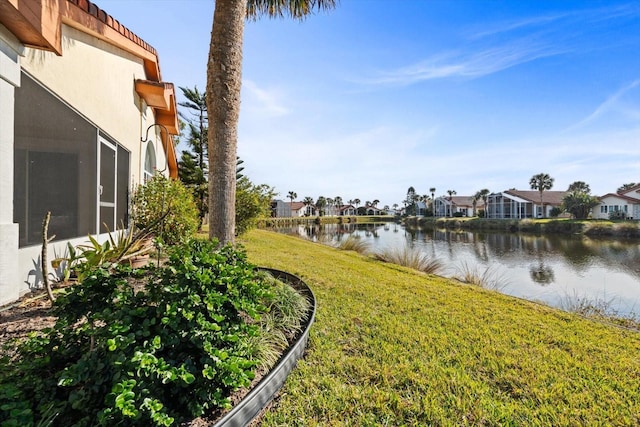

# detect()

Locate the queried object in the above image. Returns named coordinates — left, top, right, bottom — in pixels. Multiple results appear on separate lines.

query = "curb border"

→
left=212, top=268, right=316, bottom=427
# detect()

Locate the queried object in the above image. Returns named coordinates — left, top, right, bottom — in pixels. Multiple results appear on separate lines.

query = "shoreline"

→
left=403, top=216, right=640, bottom=238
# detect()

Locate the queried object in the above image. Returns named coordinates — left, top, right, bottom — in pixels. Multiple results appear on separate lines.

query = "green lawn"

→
left=240, top=229, right=640, bottom=426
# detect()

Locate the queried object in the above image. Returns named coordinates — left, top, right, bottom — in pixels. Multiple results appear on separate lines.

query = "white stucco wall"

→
left=593, top=195, right=636, bottom=220
left=7, top=24, right=169, bottom=302
left=21, top=25, right=167, bottom=186
left=0, top=25, right=23, bottom=305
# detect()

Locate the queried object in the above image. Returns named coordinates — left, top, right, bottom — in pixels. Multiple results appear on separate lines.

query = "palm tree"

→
left=372, top=199, right=379, bottom=207
left=429, top=187, right=436, bottom=216
left=353, top=198, right=361, bottom=215
left=287, top=191, right=297, bottom=204
left=476, top=188, right=491, bottom=218
left=472, top=192, right=480, bottom=217
left=207, top=0, right=336, bottom=245
left=326, top=198, right=334, bottom=216
left=316, top=196, right=327, bottom=216
left=303, top=196, right=314, bottom=216
left=334, top=196, right=343, bottom=215
left=446, top=189, right=456, bottom=217
left=529, top=173, right=554, bottom=218
left=617, top=183, right=637, bottom=193
left=420, top=195, right=430, bottom=216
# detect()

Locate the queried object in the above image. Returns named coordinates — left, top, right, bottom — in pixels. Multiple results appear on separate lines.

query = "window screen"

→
left=14, top=74, right=130, bottom=247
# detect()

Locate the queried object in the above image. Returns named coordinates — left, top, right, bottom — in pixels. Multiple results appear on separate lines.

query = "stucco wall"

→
left=0, top=24, right=23, bottom=305
left=11, top=24, right=169, bottom=302
left=21, top=25, right=167, bottom=185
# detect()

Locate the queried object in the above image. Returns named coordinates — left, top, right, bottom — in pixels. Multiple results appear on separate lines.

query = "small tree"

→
left=236, top=176, right=275, bottom=235
left=562, top=182, right=599, bottom=219
left=131, top=174, right=199, bottom=245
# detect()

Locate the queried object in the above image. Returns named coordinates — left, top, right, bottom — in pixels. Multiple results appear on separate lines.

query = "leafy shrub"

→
left=609, top=211, right=627, bottom=220
left=549, top=207, right=562, bottom=218
left=0, top=240, right=274, bottom=426
left=131, top=174, right=199, bottom=245
left=236, top=176, right=275, bottom=236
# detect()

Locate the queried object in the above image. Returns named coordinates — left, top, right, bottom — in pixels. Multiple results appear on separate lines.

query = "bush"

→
left=236, top=176, right=275, bottom=236
left=609, top=211, right=627, bottom=220
left=549, top=207, right=562, bottom=218
left=131, top=174, right=199, bottom=245
left=0, top=240, right=275, bottom=426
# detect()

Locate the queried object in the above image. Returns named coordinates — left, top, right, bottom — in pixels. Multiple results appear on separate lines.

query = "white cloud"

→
left=242, top=79, right=290, bottom=117
left=361, top=36, right=564, bottom=86
left=565, top=79, right=640, bottom=131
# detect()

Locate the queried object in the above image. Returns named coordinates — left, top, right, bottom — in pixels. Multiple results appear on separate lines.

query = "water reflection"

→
left=529, top=262, right=555, bottom=285
left=267, top=223, right=640, bottom=316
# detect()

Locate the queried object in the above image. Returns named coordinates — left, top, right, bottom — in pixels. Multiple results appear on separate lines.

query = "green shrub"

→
left=131, top=174, right=199, bottom=245
left=609, top=211, right=627, bottom=220
left=0, top=240, right=274, bottom=426
left=549, top=207, right=562, bottom=217
left=236, top=176, right=275, bottom=236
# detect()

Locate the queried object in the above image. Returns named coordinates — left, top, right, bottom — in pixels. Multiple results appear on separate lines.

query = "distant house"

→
left=271, top=200, right=290, bottom=217
left=270, top=200, right=315, bottom=217
left=0, top=0, right=178, bottom=305
left=290, top=201, right=315, bottom=217
left=339, top=205, right=357, bottom=216
left=434, top=196, right=484, bottom=217
left=592, top=184, right=640, bottom=220
left=486, top=190, right=566, bottom=219
left=358, top=205, right=384, bottom=216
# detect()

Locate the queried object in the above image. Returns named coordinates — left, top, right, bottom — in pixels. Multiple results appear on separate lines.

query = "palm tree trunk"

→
left=207, top=0, right=247, bottom=245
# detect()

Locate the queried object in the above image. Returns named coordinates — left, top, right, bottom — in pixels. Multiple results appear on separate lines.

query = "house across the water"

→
left=485, top=190, right=566, bottom=219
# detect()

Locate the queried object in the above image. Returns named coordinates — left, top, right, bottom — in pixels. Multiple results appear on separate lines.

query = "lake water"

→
left=269, top=222, right=640, bottom=317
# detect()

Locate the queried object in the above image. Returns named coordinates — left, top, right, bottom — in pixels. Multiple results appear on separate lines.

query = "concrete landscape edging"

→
left=212, top=268, right=316, bottom=427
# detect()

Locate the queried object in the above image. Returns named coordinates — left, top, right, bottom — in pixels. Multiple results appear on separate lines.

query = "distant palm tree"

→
left=316, top=196, right=327, bottom=216
left=617, top=183, right=637, bottom=193
left=446, top=189, right=457, bottom=217
left=472, top=192, right=480, bottom=216
left=474, top=188, right=490, bottom=217
left=420, top=194, right=430, bottom=216
left=372, top=199, right=379, bottom=207
left=334, top=196, right=343, bottom=214
left=429, top=187, right=436, bottom=216
left=303, top=196, right=314, bottom=216
left=287, top=191, right=297, bottom=203
left=529, top=173, right=554, bottom=218
left=353, top=198, right=361, bottom=215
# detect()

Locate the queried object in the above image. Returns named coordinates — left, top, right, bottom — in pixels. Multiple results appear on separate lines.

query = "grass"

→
left=240, top=229, right=640, bottom=426
left=453, top=260, right=510, bottom=291
left=559, top=290, right=640, bottom=330
left=372, top=246, right=443, bottom=274
left=334, top=235, right=371, bottom=254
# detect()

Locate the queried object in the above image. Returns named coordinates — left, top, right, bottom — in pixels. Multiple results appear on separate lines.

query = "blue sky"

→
left=99, top=0, right=640, bottom=208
